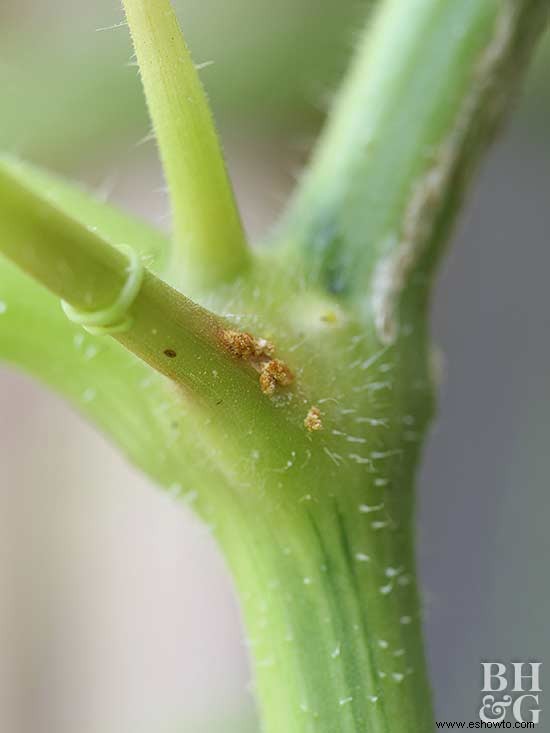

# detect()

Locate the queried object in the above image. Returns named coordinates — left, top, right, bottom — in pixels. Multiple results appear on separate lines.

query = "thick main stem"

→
left=236, top=2, right=548, bottom=730
left=221, top=505, right=432, bottom=733
left=203, top=311, right=437, bottom=733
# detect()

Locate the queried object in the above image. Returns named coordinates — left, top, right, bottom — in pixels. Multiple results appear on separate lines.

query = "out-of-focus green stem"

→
left=0, top=154, right=168, bottom=271
left=281, top=0, right=548, bottom=340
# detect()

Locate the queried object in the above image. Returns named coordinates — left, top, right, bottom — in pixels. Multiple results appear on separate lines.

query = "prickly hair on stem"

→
left=121, top=0, right=249, bottom=291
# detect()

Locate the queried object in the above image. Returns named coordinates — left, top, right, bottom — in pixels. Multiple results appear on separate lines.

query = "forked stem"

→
left=0, top=2, right=547, bottom=733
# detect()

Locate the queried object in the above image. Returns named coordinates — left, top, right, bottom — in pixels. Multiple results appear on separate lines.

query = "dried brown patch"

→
left=254, top=337, right=275, bottom=359
left=259, top=359, right=294, bottom=395
left=304, top=406, right=323, bottom=432
left=219, top=328, right=293, bottom=396
left=219, top=329, right=275, bottom=360
left=219, top=329, right=257, bottom=359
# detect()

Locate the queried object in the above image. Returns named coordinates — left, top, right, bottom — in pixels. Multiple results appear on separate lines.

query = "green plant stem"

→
left=0, top=151, right=436, bottom=731
left=0, top=2, right=546, bottom=732
left=218, top=437, right=434, bottom=733
left=1, top=228, right=435, bottom=732
left=0, top=159, right=326, bottom=486
left=0, top=161, right=253, bottom=409
left=281, top=0, right=548, bottom=340
left=0, top=154, right=169, bottom=271
left=122, top=0, right=249, bottom=291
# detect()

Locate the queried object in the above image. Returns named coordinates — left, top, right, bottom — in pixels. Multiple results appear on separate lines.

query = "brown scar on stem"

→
left=259, top=359, right=294, bottom=396
left=218, top=329, right=275, bottom=360
left=304, top=406, right=323, bottom=432
left=218, top=328, right=293, bottom=396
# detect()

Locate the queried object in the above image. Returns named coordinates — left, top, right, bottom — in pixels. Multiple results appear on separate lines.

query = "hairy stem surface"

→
left=0, top=1, right=547, bottom=732
left=122, top=0, right=249, bottom=291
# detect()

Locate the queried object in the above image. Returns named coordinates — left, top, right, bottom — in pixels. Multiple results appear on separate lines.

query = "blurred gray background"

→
left=0, top=2, right=548, bottom=730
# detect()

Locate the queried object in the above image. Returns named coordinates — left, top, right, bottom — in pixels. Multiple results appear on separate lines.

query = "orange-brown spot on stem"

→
left=259, top=359, right=294, bottom=396
left=304, top=406, right=323, bottom=432
left=219, top=328, right=292, bottom=396
left=219, top=329, right=257, bottom=359
left=219, top=329, right=275, bottom=360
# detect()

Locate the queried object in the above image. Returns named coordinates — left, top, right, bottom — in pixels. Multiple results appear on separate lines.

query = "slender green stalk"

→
left=0, top=160, right=250, bottom=409
left=0, top=253, right=239, bottom=530
left=122, top=0, right=249, bottom=291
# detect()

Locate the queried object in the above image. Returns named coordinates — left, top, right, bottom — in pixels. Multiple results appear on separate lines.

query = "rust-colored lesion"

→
left=304, top=405, right=323, bottom=432
left=219, top=328, right=294, bottom=396
left=219, top=329, right=274, bottom=360
left=259, top=358, right=294, bottom=396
